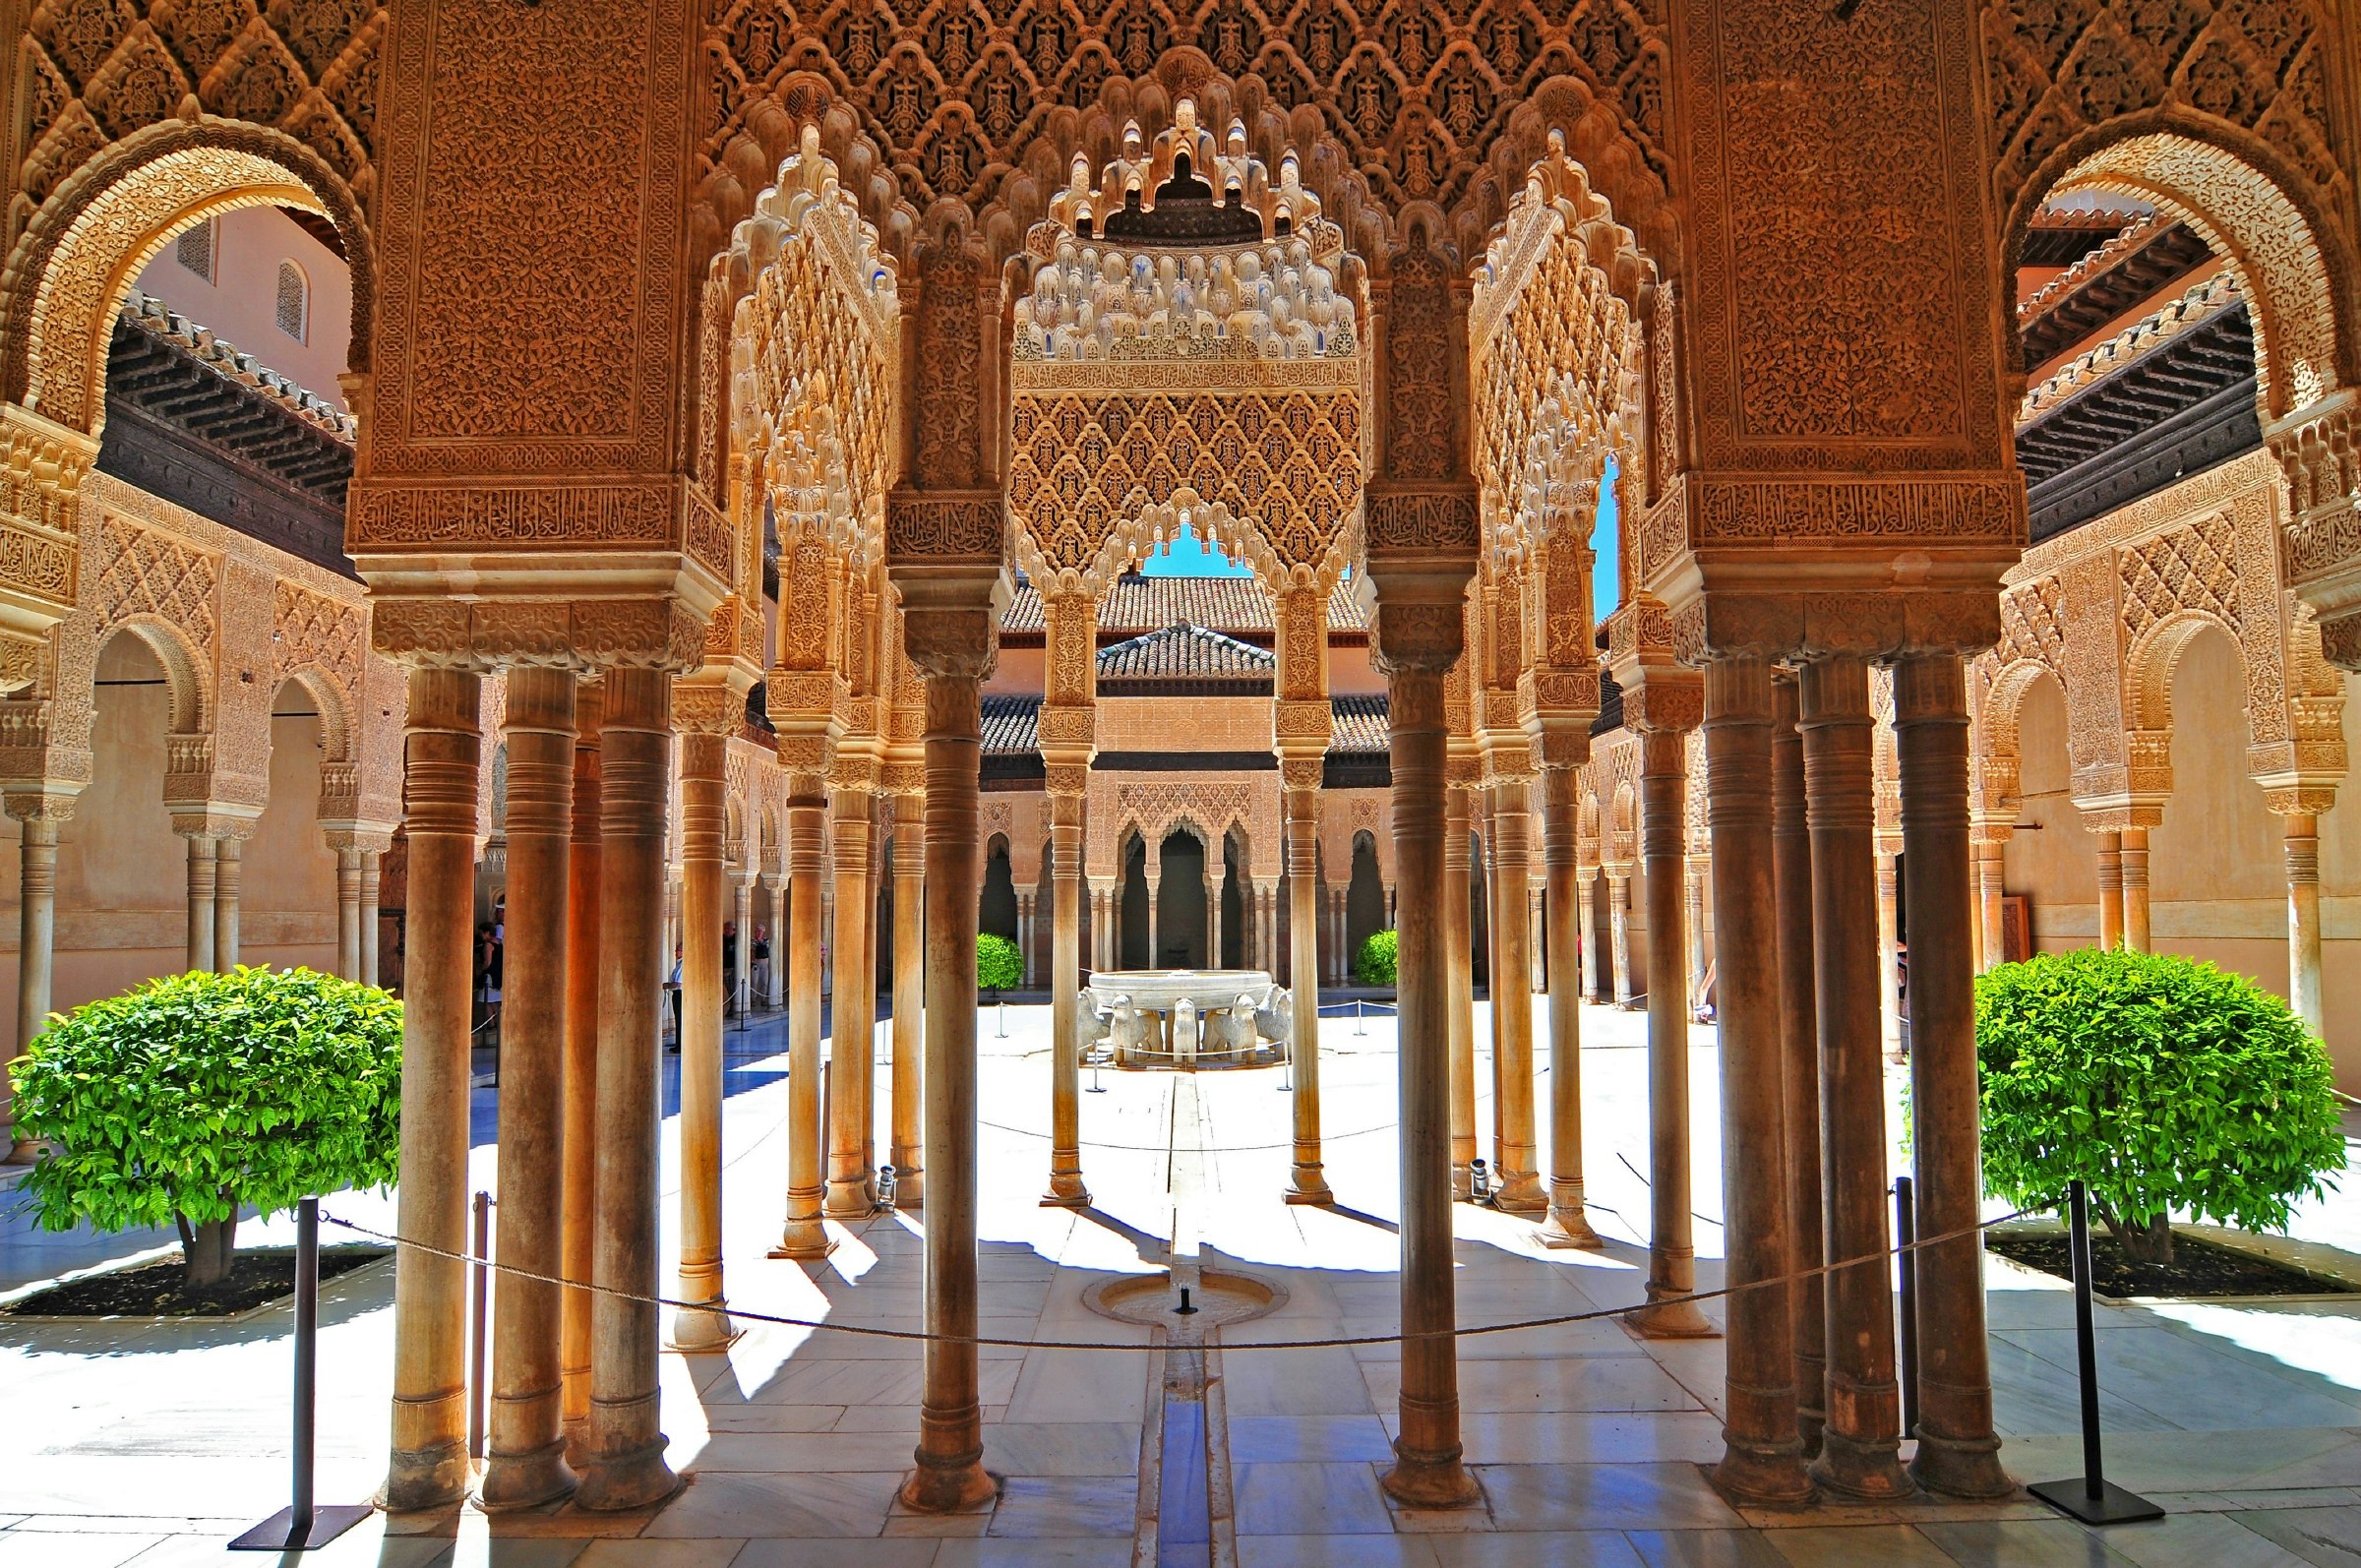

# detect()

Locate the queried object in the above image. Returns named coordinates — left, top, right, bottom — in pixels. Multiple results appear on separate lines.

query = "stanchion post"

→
left=2028, top=1178, right=2162, bottom=1525
left=468, top=1189, right=490, bottom=1461
left=1896, top=1175, right=1919, bottom=1438
left=228, top=1198, right=372, bottom=1551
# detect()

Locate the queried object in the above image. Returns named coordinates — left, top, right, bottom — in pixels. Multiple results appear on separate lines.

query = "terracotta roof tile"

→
left=1330, top=694, right=1388, bottom=753
left=982, top=694, right=1041, bottom=755
left=1096, top=623, right=1276, bottom=681
left=1001, top=574, right=1366, bottom=633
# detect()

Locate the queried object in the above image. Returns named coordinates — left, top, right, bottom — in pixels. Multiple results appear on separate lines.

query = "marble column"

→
left=891, top=811, right=926, bottom=1208
left=766, top=874, right=787, bottom=1008
left=1283, top=778, right=1331, bottom=1204
left=575, top=669, right=678, bottom=1511
left=361, top=847, right=384, bottom=988
left=1975, top=838, right=2007, bottom=974
left=1607, top=871, right=1634, bottom=1004
left=1702, top=655, right=1812, bottom=1504
left=672, top=725, right=734, bottom=1350
left=1684, top=857, right=1709, bottom=1011
left=483, top=667, right=578, bottom=1509
left=334, top=845, right=364, bottom=980
left=2283, top=812, right=2326, bottom=1038
left=1145, top=873, right=1161, bottom=967
left=1015, top=888, right=1037, bottom=987
left=561, top=681, right=603, bottom=1456
left=1444, top=786, right=1477, bottom=1197
left=1207, top=857, right=1224, bottom=968
left=1045, top=793, right=1088, bottom=1206
left=1894, top=653, right=2011, bottom=1498
left=1575, top=865, right=1599, bottom=1001
left=1488, top=777, right=1544, bottom=1212
left=213, top=832, right=244, bottom=970
left=825, top=789, right=876, bottom=1218
left=1797, top=654, right=1911, bottom=1500
left=181, top=830, right=216, bottom=973
left=2120, top=824, right=2151, bottom=953
left=386, top=668, right=481, bottom=1510
left=1372, top=627, right=1479, bottom=1509
left=735, top=874, right=756, bottom=1017
left=1875, top=853, right=1903, bottom=1056
left=2094, top=829, right=2126, bottom=949
left=6, top=797, right=68, bottom=1158
left=899, top=644, right=997, bottom=1514
left=772, top=789, right=832, bottom=1260
left=1773, top=673, right=1826, bottom=1455
left=1631, top=727, right=1713, bottom=1338
left=1538, top=767, right=1601, bottom=1249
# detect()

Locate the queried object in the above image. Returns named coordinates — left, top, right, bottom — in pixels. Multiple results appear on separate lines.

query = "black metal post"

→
left=1896, top=1175, right=1919, bottom=1437
left=228, top=1198, right=371, bottom=1550
left=468, top=1189, right=491, bottom=1462
left=2028, top=1178, right=2162, bottom=1524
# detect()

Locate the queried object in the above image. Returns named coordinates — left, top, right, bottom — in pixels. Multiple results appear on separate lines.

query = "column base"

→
left=1808, top=1427, right=1916, bottom=1503
left=1283, top=1164, right=1334, bottom=1205
left=899, top=1449, right=999, bottom=1513
left=1040, top=1171, right=1091, bottom=1208
left=823, top=1176, right=877, bottom=1219
left=1536, top=1208, right=1604, bottom=1249
left=1450, top=1162, right=1474, bottom=1200
left=573, top=1429, right=681, bottom=1513
left=668, top=1299, right=741, bottom=1352
left=1491, top=1171, right=1547, bottom=1215
left=1711, top=1439, right=1814, bottom=1509
left=891, top=1167, right=924, bottom=1211
left=1379, top=1448, right=1483, bottom=1508
left=382, top=1436, right=470, bottom=1513
left=1909, top=1429, right=2013, bottom=1500
left=770, top=1217, right=838, bottom=1261
left=1629, top=1286, right=1718, bottom=1339
left=1796, top=1406, right=1826, bottom=1461
left=478, top=1438, right=577, bottom=1512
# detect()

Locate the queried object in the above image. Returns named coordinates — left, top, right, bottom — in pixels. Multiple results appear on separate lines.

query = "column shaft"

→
left=1976, top=841, right=2006, bottom=974
left=1608, top=873, right=1633, bottom=1004
left=1798, top=654, right=1910, bottom=1500
left=1045, top=795, right=1088, bottom=1205
left=385, top=668, right=481, bottom=1510
left=184, top=834, right=216, bottom=973
left=213, top=836, right=242, bottom=970
left=1684, top=858, right=1709, bottom=1011
left=1894, top=655, right=2010, bottom=1497
left=825, top=791, right=876, bottom=1217
left=2120, top=825, right=2151, bottom=953
left=335, top=847, right=363, bottom=980
left=1444, top=788, right=1477, bottom=1197
left=1702, top=656, right=1811, bottom=1503
left=2285, top=814, right=2326, bottom=1038
left=1632, top=730, right=1712, bottom=1338
left=575, top=669, right=678, bottom=1510
left=483, top=667, right=578, bottom=1509
left=1488, top=780, right=1544, bottom=1212
left=2095, top=830, right=2126, bottom=949
left=1576, top=868, right=1598, bottom=1000
left=7, top=812, right=61, bottom=1156
left=1284, top=784, right=1331, bottom=1204
left=891, top=813, right=926, bottom=1207
left=672, top=728, right=734, bottom=1350
left=561, top=684, right=603, bottom=1454
left=1538, top=768, right=1601, bottom=1249
left=1875, top=854, right=1902, bottom=1056
left=772, top=792, right=832, bottom=1259
left=361, top=851, right=384, bottom=988
left=901, top=674, right=996, bottom=1512
left=1773, top=674, right=1826, bottom=1455
left=736, top=878, right=756, bottom=1016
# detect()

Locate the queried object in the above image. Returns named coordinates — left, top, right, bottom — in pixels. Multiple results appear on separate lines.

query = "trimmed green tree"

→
left=1354, top=929, right=1399, bottom=988
left=977, top=933, right=1023, bottom=995
left=1976, top=947, right=2343, bottom=1264
left=7, top=965, right=403, bottom=1286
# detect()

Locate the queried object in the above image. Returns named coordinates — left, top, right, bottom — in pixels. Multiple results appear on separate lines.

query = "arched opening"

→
left=979, top=835, right=1018, bottom=949
left=1468, top=824, right=1490, bottom=991
left=246, top=677, right=336, bottom=974
left=1999, top=669, right=2100, bottom=951
left=1120, top=832, right=1151, bottom=970
left=1346, top=829, right=1386, bottom=978
left=2149, top=624, right=2287, bottom=978
left=1155, top=829, right=1208, bottom=970
left=1220, top=827, right=1249, bottom=969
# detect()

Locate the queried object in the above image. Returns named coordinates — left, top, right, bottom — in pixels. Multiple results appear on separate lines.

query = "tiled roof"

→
left=1001, top=574, right=1367, bottom=633
left=982, top=694, right=1041, bottom=754
left=121, top=292, right=355, bottom=442
left=1096, top=623, right=1276, bottom=682
left=1330, top=694, right=1388, bottom=753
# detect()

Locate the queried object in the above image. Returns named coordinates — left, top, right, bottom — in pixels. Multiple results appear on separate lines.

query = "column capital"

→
left=2263, top=783, right=2342, bottom=816
left=1606, top=596, right=1704, bottom=735
left=889, top=549, right=1005, bottom=684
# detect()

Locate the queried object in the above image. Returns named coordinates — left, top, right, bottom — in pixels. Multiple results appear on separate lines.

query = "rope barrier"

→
left=976, top=1115, right=1403, bottom=1152
left=318, top=1200, right=2026, bottom=1354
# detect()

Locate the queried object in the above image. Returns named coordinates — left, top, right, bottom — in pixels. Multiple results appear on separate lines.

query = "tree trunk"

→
left=2099, top=1207, right=2174, bottom=1267
left=179, top=1210, right=239, bottom=1287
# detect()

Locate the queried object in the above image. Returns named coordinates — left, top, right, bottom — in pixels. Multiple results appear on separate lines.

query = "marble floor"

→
left=3, top=995, right=2358, bottom=1567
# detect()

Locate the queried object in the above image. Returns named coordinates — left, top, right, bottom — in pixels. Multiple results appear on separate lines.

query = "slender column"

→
left=361, top=848, right=384, bottom=988
left=1976, top=839, right=2006, bottom=974
left=824, top=789, right=876, bottom=1217
left=1145, top=874, right=1161, bottom=966
left=6, top=803, right=65, bottom=1156
left=1045, top=793, right=1088, bottom=1205
left=671, top=727, right=734, bottom=1349
left=1488, top=777, right=1544, bottom=1212
left=2120, top=825, right=2151, bottom=953
left=1260, top=882, right=1279, bottom=976
left=2283, top=813, right=2326, bottom=1038
left=772, top=788, right=833, bottom=1259
left=1894, top=653, right=2011, bottom=1497
left=1875, top=853, right=1902, bottom=1057
left=891, top=810, right=927, bottom=1207
left=1684, top=857, right=1709, bottom=1011
left=482, top=667, right=578, bottom=1509
left=1207, top=858, right=1224, bottom=968
left=1575, top=866, right=1599, bottom=1001
left=1483, top=819, right=1505, bottom=1169
left=1797, top=654, right=1911, bottom=1500
left=1015, top=889, right=1037, bottom=987
left=1538, top=767, right=1601, bottom=1248
left=182, top=831, right=216, bottom=973
left=766, top=877, right=787, bottom=1007
left=2094, top=829, right=2125, bottom=949
left=1631, top=727, right=1713, bottom=1338
left=1444, top=787, right=1477, bottom=1197
left=1702, top=655, right=1812, bottom=1503
left=735, top=875, right=756, bottom=1017
left=574, top=669, right=678, bottom=1510
left=1373, top=652, right=1479, bottom=1508
left=385, top=668, right=481, bottom=1510
left=561, top=682, right=603, bottom=1456
left=1773, top=673, right=1826, bottom=1456
left=213, top=833, right=244, bottom=970
left=900, top=658, right=997, bottom=1513
left=1283, top=778, right=1331, bottom=1203
left=1607, top=871, right=1633, bottom=1004
left=334, top=846, right=364, bottom=979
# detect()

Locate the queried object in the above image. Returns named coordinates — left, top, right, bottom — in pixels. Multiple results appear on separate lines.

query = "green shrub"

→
left=7, top=966, right=403, bottom=1286
left=1354, top=929, right=1399, bottom=988
left=1976, top=947, right=2342, bottom=1264
left=977, top=933, right=1023, bottom=994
